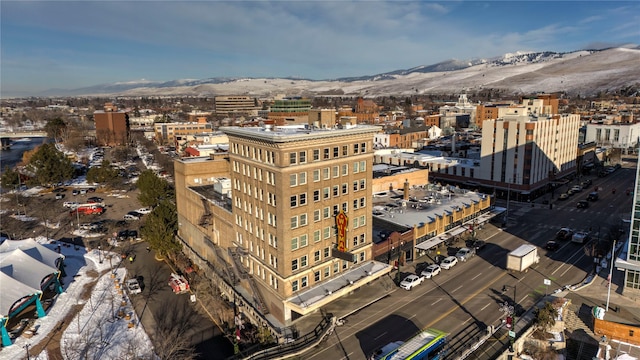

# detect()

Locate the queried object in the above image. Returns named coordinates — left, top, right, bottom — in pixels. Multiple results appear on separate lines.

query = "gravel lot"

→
left=1, top=185, right=146, bottom=247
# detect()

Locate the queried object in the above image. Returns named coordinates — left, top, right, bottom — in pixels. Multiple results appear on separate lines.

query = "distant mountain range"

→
left=39, top=46, right=640, bottom=98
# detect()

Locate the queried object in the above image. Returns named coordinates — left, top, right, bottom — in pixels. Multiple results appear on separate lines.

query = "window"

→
left=301, top=255, right=308, bottom=268
left=314, top=250, right=321, bottom=262
left=300, top=193, right=307, bottom=206
left=353, top=236, right=358, bottom=247
left=333, top=186, right=339, bottom=197
left=353, top=143, right=359, bottom=153
left=300, top=234, right=308, bottom=247
left=313, top=149, right=320, bottom=161
left=299, top=172, right=307, bottom=185
left=324, top=227, right=331, bottom=239
left=360, top=234, right=365, bottom=244
left=324, top=247, right=330, bottom=258
left=323, top=148, right=330, bottom=159
left=314, top=230, right=321, bottom=243
left=323, top=168, right=330, bottom=180
left=291, top=216, right=298, bottom=229
left=353, top=181, right=358, bottom=191
left=314, top=271, right=320, bottom=282
left=360, top=252, right=365, bottom=262
left=300, top=214, right=308, bottom=226
left=342, top=183, right=348, bottom=195
left=342, top=145, right=348, bottom=156
left=290, top=195, right=297, bottom=207
left=289, top=153, right=297, bottom=165
left=301, top=276, right=308, bottom=288
left=323, top=207, right=330, bottom=219
left=292, top=280, right=299, bottom=292
left=333, top=262, right=339, bottom=274
left=324, top=267, right=330, bottom=278
left=353, top=199, right=359, bottom=210
left=333, top=147, right=339, bottom=158
left=361, top=142, right=366, bottom=153
left=314, top=209, right=321, bottom=222
left=292, top=259, right=298, bottom=271
left=333, top=166, right=339, bottom=178
left=290, top=174, right=297, bottom=186
left=323, top=187, right=330, bottom=199
left=342, top=164, right=348, bottom=176
left=360, top=179, right=366, bottom=190
left=360, top=198, right=365, bottom=207
left=314, top=190, right=320, bottom=202
left=360, top=161, right=366, bottom=171
left=291, top=237, right=298, bottom=250
left=299, top=151, right=306, bottom=164
left=353, top=162, right=359, bottom=173
left=313, top=169, right=320, bottom=182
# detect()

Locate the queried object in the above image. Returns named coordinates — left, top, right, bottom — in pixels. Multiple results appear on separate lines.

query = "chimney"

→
left=403, top=179, right=410, bottom=200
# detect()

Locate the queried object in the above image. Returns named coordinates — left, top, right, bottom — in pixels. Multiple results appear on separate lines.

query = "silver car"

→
left=456, top=247, right=475, bottom=262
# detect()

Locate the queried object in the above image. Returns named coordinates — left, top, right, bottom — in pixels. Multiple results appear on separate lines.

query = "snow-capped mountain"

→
left=40, top=47, right=640, bottom=97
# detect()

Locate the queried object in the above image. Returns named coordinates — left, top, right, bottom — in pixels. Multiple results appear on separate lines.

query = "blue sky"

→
left=2, top=1, right=639, bottom=96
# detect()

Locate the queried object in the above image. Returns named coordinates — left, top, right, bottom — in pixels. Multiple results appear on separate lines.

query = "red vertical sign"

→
left=336, top=210, right=348, bottom=252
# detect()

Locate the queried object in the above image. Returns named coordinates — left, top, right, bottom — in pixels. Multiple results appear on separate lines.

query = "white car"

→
left=571, top=185, right=582, bottom=192
left=399, top=274, right=424, bottom=290
left=440, top=256, right=458, bottom=270
left=123, top=214, right=140, bottom=221
left=420, top=264, right=441, bottom=279
left=136, top=207, right=152, bottom=215
left=126, top=279, right=142, bottom=294
left=63, top=201, right=79, bottom=209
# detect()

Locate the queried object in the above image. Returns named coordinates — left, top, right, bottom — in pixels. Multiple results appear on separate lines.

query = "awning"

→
left=416, top=236, right=447, bottom=250
left=449, top=227, right=468, bottom=237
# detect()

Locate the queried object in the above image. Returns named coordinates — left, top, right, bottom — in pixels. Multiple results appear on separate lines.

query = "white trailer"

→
left=506, top=244, right=540, bottom=272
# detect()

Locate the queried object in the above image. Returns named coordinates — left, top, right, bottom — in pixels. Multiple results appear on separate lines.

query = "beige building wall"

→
left=371, top=169, right=430, bottom=194
left=223, top=125, right=380, bottom=320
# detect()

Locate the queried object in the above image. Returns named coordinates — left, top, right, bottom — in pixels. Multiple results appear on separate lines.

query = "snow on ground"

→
left=1, top=236, right=155, bottom=360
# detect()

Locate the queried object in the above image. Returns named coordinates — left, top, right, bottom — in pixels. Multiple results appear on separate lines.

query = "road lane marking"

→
left=452, top=285, right=463, bottom=293
left=471, top=273, right=483, bottom=281
left=480, top=303, right=491, bottom=311
left=374, top=332, right=387, bottom=340
left=432, top=298, right=442, bottom=305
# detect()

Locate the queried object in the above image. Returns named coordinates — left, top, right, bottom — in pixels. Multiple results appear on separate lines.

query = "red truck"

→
left=70, top=205, right=105, bottom=216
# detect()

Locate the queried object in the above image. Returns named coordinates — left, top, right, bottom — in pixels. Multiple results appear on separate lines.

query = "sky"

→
left=2, top=1, right=639, bottom=96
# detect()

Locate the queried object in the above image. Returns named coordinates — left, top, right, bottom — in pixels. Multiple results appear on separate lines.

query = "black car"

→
left=127, top=211, right=142, bottom=218
left=581, top=179, right=593, bottom=187
left=118, top=230, right=130, bottom=240
left=556, top=228, right=573, bottom=241
left=587, top=192, right=599, bottom=201
left=545, top=240, right=560, bottom=251
left=52, top=187, right=67, bottom=193
left=88, top=197, right=104, bottom=203
left=471, top=239, right=486, bottom=251
left=577, top=200, right=589, bottom=209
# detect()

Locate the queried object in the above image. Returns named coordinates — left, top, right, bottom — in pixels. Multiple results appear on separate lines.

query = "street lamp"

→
left=502, top=284, right=517, bottom=351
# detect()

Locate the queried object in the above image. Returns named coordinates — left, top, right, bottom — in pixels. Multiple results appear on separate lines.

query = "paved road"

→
left=302, top=164, right=635, bottom=360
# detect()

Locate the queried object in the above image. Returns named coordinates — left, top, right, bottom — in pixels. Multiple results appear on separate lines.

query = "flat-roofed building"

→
left=214, top=96, right=260, bottom=116
left=174, top=124, right=394, bottom=327
left=154, top=118, right=213, bottom=145
left=94, top=103, right=129, bottom=146
left=268, top=98, right=312, bottom=126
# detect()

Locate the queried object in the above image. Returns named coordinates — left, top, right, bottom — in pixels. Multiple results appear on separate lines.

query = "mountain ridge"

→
left=35, top=47, right=640, bottom=98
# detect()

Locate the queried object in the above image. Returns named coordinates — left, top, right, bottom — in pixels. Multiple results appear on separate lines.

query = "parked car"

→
left=88, top=197, right=104, bottom=203
left=471, top=240, right=486, bottom=251
left=126, top=278, right=142, bottom=294
left=455, top=247, right=475, bottom=262
left=440, top=256, right=458, bottom=270
left=52, top=187, right=66, bottom=193
left=572, top=231, right=591, bottom=244
left=571, top=185, right=582, bottom=192
left=72, top=189, right=80, bottom=196
left=399, top=274, right=424, bottom=290
left=581, top=179, right=593, bottom=187
left=63, top=201, right=79, bottom=208
left=420, top=264, right=441, bottom=279
left=555, top=228, right=574, bottom=241
left=55, top=193, right=65, bottom=200
left=558, top=193, right=569, bottom=201
left=587, top=192, right=599, bottom=201
left=123, top=214, right=140, bottom=221
left=545, top=240, right=560, bottom=251
left=127, top=211, right=142, bottom=218
left=136, top=208, right=152, bottom=215
left=577, top=200, right=589, bottom=209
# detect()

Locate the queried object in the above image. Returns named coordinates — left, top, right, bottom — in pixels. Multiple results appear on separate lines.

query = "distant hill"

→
left=39, top=47, right=640, bottom=98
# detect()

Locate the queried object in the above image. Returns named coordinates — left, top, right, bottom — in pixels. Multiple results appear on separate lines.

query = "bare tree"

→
left=151, top=301, right=199, bottom=360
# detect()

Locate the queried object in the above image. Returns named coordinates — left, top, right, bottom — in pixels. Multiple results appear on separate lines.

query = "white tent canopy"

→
left=0, top=238, right=64, bottom=269
left=0, top=248, right=59, bottom=290
left=0, top=271, right=40, bottom=317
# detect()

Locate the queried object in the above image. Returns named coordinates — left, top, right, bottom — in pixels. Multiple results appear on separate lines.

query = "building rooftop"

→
left=220, top=124, right=381, bottom=143
left=371, top=185, right=489, bottom=230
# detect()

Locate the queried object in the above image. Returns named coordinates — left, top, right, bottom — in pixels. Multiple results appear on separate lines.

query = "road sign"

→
left=544, top=279, right=551, bottom=286
left=509, top=330, right=516, bottom=338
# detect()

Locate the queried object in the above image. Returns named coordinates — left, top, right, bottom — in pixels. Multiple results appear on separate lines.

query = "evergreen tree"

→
left=25, top=143, right=74, bottom=187
left=44, top=117, right=67, bottom=141
left=140, top=200, right=180, bottom=257
left=1, top=166, right=21, bottom=188
left=137, top=169, right=173, bottom=207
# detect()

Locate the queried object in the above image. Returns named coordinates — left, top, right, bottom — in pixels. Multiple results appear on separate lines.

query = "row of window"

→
left=289, top=143, right=369, bottom=165
left=291, top=231, right=366, bottom=251
left=291, top=202, right=367, bottom=230
left=232, top=144, right=276, bottom=164
left=290, top=183, right=366, bottom=208
left=290, top=252, right=367, bottom=292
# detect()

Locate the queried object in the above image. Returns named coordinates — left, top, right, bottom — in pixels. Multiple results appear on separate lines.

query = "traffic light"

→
left=506, top=316, right=513, bottom=329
